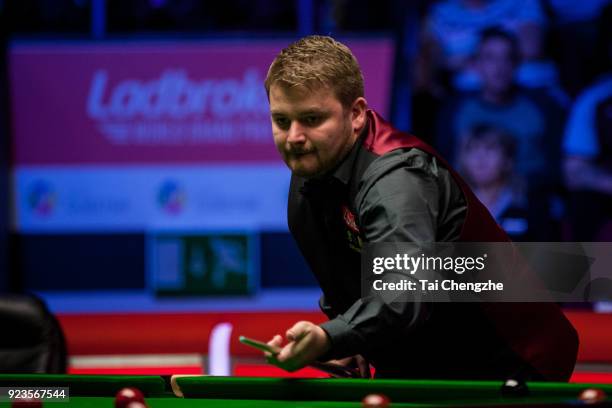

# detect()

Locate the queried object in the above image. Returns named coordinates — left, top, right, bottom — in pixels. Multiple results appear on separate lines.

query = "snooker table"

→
left=1, top=374, right=612, bottom=407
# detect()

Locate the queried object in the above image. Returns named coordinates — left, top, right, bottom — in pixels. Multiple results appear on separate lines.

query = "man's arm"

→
left=266, top=149, right=466, bottom=370
left=318, top=149, right=465, bottom=361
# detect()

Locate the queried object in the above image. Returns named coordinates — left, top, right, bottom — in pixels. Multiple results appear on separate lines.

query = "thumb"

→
left=286, top=321, right=312, bottom=342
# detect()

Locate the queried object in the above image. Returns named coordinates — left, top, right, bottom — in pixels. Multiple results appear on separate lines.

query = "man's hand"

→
left=265, top=321, right=331, bottom=372
left=327, top=355, right=371, bottom=378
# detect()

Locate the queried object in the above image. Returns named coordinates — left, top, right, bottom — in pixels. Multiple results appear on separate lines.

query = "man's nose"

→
left=287, top=121, right=307, bottom=144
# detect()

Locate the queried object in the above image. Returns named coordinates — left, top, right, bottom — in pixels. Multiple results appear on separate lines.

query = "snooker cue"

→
left=239, top=335, right=361, bottom=378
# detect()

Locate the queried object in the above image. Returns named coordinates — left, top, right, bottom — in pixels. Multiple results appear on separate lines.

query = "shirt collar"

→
left=328, top=121, right=368, bottom=186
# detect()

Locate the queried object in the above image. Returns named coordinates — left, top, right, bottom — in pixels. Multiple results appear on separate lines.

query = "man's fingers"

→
left=267, top=348, right=299, bottom=372
left=266, top=334, right=283, bottom=348
left=265, top=321, right=327, bottom=373
left=326, top=358, right=347, bottom=366
left=356, top=355, right=371, bottom=378
left=277, top=341, right=297, bottom=362
left=286, top=321, right=312, bottom=341
left=264, top=334, right=283, bottom=358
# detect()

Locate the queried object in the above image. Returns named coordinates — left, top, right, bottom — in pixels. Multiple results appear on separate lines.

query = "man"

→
left=436, top=27, right=565, bottom=190
left=563, top=6, right=612, bottom=241
left=563, top=76, right=612, bottom=241
left=265, top=35, right=578, bottom=380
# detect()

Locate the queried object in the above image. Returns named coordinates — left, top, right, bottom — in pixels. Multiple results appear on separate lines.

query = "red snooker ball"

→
left=11, top=398, right=43, bottom=408
left=579, top=388, right=607, bottom=404
left=126, top=402, right=148, bottom=408
left=114, top=387, right=146, bottom=408
left=362, top=393, right=390, bottom=408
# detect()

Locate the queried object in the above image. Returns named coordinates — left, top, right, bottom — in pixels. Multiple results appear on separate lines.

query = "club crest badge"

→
left=342, top=205, right=360, bottom=233
left=342, top=205, right=362, bottom=252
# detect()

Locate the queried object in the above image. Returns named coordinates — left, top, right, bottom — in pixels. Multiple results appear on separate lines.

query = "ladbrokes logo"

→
left=28, top=181, right=56, bottom=216
left=157, top=180, right=186, bottom=215
left=86, top=69, right=271, bottom=145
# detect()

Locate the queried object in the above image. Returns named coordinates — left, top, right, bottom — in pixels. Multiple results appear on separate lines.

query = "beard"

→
left=282, top=114, right=355, bottom=178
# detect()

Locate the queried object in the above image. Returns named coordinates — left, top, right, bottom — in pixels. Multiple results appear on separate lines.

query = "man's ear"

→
left=351, top=97, right=368, bottom=133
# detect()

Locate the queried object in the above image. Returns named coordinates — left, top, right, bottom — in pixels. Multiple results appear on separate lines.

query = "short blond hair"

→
left=265, top=35, right=364, bottom=109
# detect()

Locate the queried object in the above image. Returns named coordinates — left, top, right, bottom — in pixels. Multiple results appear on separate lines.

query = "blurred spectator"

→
left=436, top=26, right=565, bottom=190
left=562, top=5, right=612, bottom=241
left=458, top=125, right=526, bottom=239
left=457, top=125, right=552, bottom=240
left=416, top=0, right=546, bottom=93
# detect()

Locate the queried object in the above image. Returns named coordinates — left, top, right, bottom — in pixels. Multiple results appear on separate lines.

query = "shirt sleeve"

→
left=318, top=149, right=465, bottom=360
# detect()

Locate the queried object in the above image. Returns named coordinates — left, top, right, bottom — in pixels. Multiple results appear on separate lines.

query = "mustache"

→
left=286, top=147, right=315, bottom=156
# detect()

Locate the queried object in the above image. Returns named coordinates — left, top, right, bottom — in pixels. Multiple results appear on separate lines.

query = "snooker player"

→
left=264, top=35, right=578, bottom=380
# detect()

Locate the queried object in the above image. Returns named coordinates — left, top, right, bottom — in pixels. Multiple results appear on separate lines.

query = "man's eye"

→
left=303, top=116, right=321, bottom=126
left=274, top=117, right=290, bottom=129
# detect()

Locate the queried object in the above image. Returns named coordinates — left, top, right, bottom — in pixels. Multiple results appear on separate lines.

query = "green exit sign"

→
left=147, top=231, right=259, bottom=296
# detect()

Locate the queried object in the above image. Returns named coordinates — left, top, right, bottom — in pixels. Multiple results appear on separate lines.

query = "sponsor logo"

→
left=86, top=69, right=271, bottom=146
left=28, top=180, right=56, bottom=216
left=87, top=68, right=268, bottom=119
left=158, top=180, right=186, bottom=214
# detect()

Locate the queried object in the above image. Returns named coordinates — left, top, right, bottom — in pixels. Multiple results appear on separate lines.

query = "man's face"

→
left=477, top=38, right=516, bottom=95
left=269, top=84, right=357, bottom=178
left=463, top=140, right=508, bottom=187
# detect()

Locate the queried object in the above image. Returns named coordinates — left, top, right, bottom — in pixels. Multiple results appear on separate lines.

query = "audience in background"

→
left=4, top=0, right=612, bottom=246
left=416, top=0, right=546, bottom=93
left=562, top=5, right=612, bottom=241
left=436, top=26, right=565, bottom=191
left=457, top=125, right=527, bottom=240
left=412, top=0, right=566, bottom=146
left=457, top=125, right=553, bottom=240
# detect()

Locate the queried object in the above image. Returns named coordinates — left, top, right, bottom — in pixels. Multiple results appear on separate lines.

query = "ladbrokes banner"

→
left=10, top=39, right=394, bottom=231
left=11, top=40, right=393, bottom=165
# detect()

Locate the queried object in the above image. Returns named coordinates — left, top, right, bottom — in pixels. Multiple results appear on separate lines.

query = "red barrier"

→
left=57, top=311, right=326, bottom=356
left=57, top=310, right=612, bottom=363
left=565, top=311, right=612, bottom=362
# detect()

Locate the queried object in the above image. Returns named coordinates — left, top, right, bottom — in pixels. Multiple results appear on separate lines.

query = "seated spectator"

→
left=436, top=26, right=566, bottom=190
left=563, top=5, right=612, bottom=241
left=457, top=124, right=551, bottom=240
left=417, top=0, right=547, bottom=92
left=563, top=81, right=612, bottom=241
